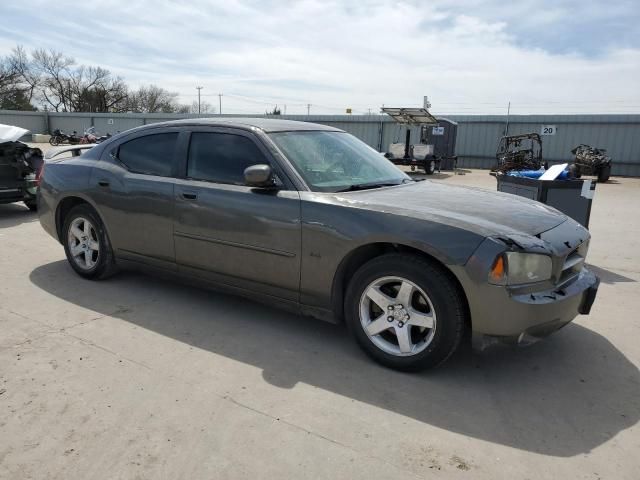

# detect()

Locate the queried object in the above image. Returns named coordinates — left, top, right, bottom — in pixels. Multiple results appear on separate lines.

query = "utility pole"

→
left=284, top=105, right=287, bottom=115
left=505, top=101, right=511, bottom=136
left=218, top=93, right=223, bottom=115
left=306, top=103, right=311, bottom=116
left=196, top=86, right=203, bottom=114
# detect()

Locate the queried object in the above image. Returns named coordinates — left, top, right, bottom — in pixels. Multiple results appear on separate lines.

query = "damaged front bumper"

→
left=500, top=267, right=598, bottom=345
left=453, top=218, right=600, bottom=346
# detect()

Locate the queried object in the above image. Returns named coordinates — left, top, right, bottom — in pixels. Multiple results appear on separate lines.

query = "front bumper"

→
left=459, top=266, right=599, bottom=342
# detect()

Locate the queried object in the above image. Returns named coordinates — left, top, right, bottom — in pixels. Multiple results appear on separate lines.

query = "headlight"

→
left=488, top=252, right=552, bottom=286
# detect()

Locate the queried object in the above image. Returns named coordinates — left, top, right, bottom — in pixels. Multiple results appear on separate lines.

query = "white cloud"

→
left=1, top=0, right=638, bottom=114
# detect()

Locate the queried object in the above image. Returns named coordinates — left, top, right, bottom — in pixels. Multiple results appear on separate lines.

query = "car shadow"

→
left=30, top=260, right=640, bottom=457
left=0, top=203, right=37, bottom=228
left=587, top=264, right=636, bottom=284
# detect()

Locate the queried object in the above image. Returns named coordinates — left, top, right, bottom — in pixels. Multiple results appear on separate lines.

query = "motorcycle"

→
left=49, top=129, right=81, bottom=146
left=95, top=132, right=112, bottom=143
left=80, top=127, right=112, bottom=144
left=80, top=126, right=98, bottom=144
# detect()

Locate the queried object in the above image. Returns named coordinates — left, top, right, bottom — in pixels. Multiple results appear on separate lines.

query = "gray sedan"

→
left=37, top=118, right=599, bottom=370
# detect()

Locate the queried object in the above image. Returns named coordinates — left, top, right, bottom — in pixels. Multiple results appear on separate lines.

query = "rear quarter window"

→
left=117, top=133, right=178, bottom=176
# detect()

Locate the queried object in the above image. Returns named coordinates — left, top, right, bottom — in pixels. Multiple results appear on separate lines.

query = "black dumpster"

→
left=496, top=175, right=596, bottom=228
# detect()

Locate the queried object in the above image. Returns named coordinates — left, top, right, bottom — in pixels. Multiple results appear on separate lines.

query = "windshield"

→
left=269, top=131, right=410, bottom=192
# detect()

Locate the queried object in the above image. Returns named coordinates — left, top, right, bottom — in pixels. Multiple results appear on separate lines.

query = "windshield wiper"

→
left=335, top=178, right=413, bottom=192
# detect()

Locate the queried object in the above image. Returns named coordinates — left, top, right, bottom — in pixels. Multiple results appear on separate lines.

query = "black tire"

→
left=573, top=165, right=582, bottom=178
left=49, top=136, right=59, bottom=146
left=424, top=159, right=436, bottom=175
left=597, top=164, right=611, bottom=183
left=62, top=204, right=117, bottom=280
left=344, top=253, right=466, bottom=371
left=24, top=199, right=37, bottom=211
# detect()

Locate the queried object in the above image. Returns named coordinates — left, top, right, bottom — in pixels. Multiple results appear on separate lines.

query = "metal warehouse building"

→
left=2, top=110, right=639, bottom=176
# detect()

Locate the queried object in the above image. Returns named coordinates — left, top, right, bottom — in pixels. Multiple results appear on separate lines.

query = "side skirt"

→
left=115, top=257, right=339, bottom=324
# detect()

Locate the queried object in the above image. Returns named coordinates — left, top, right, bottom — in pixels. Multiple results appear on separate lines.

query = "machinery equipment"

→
left=382, top=107, right=440, bottom=174
left=493, top=133, right=548, bottom=174
left=570, top=144, right=612, bottom=183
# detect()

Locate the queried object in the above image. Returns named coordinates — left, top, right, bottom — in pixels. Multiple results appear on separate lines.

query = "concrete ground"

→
left=1, top=159, right=639, bottom=479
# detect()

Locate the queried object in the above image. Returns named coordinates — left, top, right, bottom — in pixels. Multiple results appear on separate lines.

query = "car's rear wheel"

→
left=345, top=254, right=466, bottom=371
left=63, top=204, right=116, bottom=279
left=24, top=199, right=37, bottom=211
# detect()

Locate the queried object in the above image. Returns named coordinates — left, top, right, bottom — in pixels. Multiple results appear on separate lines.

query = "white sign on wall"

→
left=541, top=125, right=556, bottom=135
left=107, top=119, right=114, bottom=125
left=432, top=126, right=444, bottom=136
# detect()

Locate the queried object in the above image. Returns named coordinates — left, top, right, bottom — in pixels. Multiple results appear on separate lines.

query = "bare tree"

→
left=70, top=66, right=129, bottom=112
left=127, top=85, right=180, bottom=113
left=29, top=49, right=129, bottom=112
left=184, top=100, right=215, bottom=114
left=0, top=55, right=19, bottom=100
left=0, top=46, right=37, bottom=110
left=31, top=48, right=75, bottom=111
left=1, top=44, right=192, bottom=113
left=8, top=46, right=39, bottom=103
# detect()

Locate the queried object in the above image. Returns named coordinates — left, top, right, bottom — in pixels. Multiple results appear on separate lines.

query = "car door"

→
left=173, top=127, right=301, bottom=301
left=90, top=128, right=185, bottom=270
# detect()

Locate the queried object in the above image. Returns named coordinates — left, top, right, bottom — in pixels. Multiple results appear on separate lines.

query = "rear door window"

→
left=187, top=132, right=268, bottom=185
left=117, top=133, right=178, bottom=176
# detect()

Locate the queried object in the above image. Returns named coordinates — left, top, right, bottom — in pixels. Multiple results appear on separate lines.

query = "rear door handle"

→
left=181, top=192, right=198, bottom=200
left=98, top=180, right=110, bottom=187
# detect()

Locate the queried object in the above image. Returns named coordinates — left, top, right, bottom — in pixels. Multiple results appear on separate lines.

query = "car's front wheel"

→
left=63, top=204, right=116, bottom=279
left=345, top=254, right=466, bottom=371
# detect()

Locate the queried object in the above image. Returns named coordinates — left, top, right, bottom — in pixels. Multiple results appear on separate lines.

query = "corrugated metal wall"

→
left=0, top=110, right=46, bottom=134
left=2, top=110, right=639, bottom=176
left=446, top=114, right=640, bottom=176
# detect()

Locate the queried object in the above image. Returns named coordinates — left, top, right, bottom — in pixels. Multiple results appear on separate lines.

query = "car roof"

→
left=138, top=117, right=343, bottom=133
left=83, top=118, right=344, bottom=160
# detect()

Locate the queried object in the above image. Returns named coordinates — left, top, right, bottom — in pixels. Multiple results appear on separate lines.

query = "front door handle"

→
left=181, top=192, right=198, bottom=200
left=98, top=180, right=110, bottom=187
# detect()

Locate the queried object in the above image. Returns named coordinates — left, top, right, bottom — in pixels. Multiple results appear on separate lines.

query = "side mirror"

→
left=244, top=164, right=277, bottom=188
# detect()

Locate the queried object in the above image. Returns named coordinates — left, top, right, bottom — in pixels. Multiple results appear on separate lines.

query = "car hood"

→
left=325, top=181, right=567, bottom=237
left=0, top=124, right=30, bottom=143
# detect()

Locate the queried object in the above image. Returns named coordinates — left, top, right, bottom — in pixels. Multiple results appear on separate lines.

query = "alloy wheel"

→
left=359, top=276, right=437, bottom=356
left=67, top=217, right=100, bottom=270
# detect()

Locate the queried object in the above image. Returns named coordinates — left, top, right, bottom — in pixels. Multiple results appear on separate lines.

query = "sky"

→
left=1, top=0, right=639, bottom=115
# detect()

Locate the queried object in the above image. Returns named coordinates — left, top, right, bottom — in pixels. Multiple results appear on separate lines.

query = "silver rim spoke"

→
left=359, top=276, right=437, bottom=357
left=70, top=243, right=84, bottom=257
left=407, top=309, right=434, bottom=329
left=67, top=217, right=100, bottom=271
left=70, top=226, right=84, bottom=241
left=365, top=316, right=393, bottom=336
left=366, top=287, right=394, bottom=310
left=395, top=326, right=413, bottom=354
left=396, top=281, right=414, bottom=307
